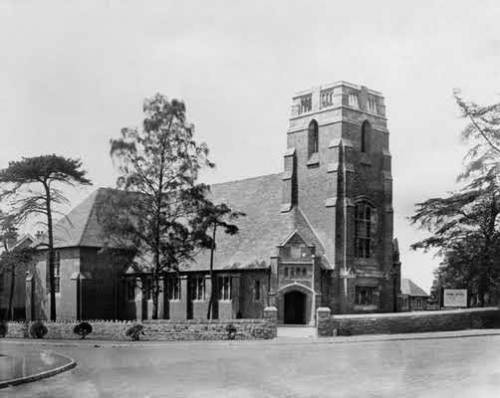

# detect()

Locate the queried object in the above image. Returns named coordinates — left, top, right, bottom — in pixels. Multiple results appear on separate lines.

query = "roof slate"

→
left=38, top=174, right=328, bottom=271
left=401, top=278, right=429, bottom=297
left=188, top=173, right=296, bottom=271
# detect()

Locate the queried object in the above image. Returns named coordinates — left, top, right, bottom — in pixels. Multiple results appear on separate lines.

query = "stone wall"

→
left=4, top=306, right=278, bottom=341
left=316, top=306, right=500, bottom=337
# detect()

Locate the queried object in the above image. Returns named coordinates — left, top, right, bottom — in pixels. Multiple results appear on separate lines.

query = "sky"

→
left=1, top=0, right=499, bottom=292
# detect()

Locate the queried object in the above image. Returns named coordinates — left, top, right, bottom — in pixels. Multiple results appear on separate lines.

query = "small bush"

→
left=337, top=328, right=352, bottom=336
left=73, top=322, right=93, bottom=339
left=0, top=322, right=7, bottom=338
left=30, top=321, right=48, bottom=339
left=226, top=323, right=237, bottom=340
left=126, top=324, right=144, bottom=341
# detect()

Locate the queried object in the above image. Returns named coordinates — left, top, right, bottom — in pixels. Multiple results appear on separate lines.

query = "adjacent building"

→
left=401, top=278, right=429, bottom=311
left=26, top=81, right=402, bottom=324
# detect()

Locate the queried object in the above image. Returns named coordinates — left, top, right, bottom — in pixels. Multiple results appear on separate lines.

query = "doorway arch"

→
left=284, top=290, right=307, bottom=324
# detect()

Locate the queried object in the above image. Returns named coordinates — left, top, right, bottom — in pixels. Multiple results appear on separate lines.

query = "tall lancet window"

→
left=308, top=119, right=319, bottom=156
left=354, top=201, right=376, bottom=258
left=361, top=120, right=371, bottom=153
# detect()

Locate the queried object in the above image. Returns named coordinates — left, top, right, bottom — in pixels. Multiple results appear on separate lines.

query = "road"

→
left=2, top=332, right=500, bottom=397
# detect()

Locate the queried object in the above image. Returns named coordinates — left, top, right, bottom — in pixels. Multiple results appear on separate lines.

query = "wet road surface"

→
left=2, top=333, right=500, bottom=397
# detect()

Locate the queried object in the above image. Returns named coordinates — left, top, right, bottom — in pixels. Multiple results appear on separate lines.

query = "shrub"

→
left=73, top=322, right=93, bottom=339
left=226, top=323, right=237, bottom=340
left=337, top=328, right=352, bottom=336
left=126, top=324, right=144, bottom=341
left=0, top=321, right=7, bottom=338
left=30, top=321, right=48, bottom=339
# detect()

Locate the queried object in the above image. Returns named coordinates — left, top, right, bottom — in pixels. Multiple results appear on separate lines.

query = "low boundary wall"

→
left=317, top=307, right=500, bottom=337
left=4, top=306, right=278, bottom=341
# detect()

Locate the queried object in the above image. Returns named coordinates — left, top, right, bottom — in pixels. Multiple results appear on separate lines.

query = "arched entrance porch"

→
left=284, top=290, right=306, bottom=324
left=277, top=283, right=315, bottom=325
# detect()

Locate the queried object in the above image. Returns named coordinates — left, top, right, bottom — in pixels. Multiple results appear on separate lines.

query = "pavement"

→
left=2, top=329, right=500, bottom=397
left=2, top=327, right=500, bottom=348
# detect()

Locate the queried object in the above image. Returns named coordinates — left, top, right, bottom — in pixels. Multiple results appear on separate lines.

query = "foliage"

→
left=411, top=170, right=500, bottom=253
left=73, top=322, right=93, bottom=339
left=454, top=90, right=500, bottom=179
left=225, top=323, right=237, bottom=340
left=0, top=154, right=91, bottom=321
left=190, top=201, right=244, bottom=319
left=100, top=94, right=219, bottom=320
left=125, top=324, right=144, bottom=341
left=0, top=321, right=7, bottom=338
left=412, top=93, right=500, bottom=306
left=0, top=213, right=34, bottom=320
left=30, top=321, right=48, bottom=339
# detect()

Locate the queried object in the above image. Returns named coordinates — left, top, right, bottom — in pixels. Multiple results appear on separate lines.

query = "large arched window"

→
left=354, top=201, right=375, bottom=258
left=361, top=120, right=371, bottom=153
left=308, top=119, right=319, bottom=156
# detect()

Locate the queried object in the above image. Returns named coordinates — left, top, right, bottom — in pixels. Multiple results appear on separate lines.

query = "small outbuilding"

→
left=401, top=278, right=429, bottom=311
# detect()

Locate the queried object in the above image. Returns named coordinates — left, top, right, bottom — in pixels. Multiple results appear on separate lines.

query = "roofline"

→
left=11, top=234, right=35, bottom=249
left=123, top=267, right=271, bottom=276
left=208, top=172, right=282, bottom=190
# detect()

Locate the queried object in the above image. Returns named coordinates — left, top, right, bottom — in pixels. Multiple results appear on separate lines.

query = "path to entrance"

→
left=277, top=325, right=316, bottom=339
left=3, top=330, right=500, bottom=397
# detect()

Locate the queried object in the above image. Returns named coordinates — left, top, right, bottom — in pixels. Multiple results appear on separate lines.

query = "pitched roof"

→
left=188, top=174, right=296, bottom=271
left=401, top=278, right=429, bottom=297
left=37, top=188, right=118, bottom=249
left=37, top=174, right=328, bottom=271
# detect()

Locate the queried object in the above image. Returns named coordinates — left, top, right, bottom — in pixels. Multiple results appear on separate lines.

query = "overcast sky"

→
left=1, top=1, right=499, bottom=292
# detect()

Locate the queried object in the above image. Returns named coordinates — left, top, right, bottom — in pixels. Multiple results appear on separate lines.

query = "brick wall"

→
left=4, top=306, right=278, bottom=341
left=316, top=307, right=500, bottom=337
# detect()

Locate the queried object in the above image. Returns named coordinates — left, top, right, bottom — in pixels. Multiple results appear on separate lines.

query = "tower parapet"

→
left=290, top=81, right=386, bottom=120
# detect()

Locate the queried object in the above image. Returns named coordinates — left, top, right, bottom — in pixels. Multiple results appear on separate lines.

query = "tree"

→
left=0, top=213, right=34, bottom=320
left=454, top=90, right=500, bottom=178
left=411, top=166, right=500, bottom=306
left=190, top=202, right=244, bottom=319
left=411, top=92, right=500, bottom=306
left=103, top=94, right=215, bottom=320
left=430, top=235, right=500, bottom=307
left=0, top=155, right=91, bottom=320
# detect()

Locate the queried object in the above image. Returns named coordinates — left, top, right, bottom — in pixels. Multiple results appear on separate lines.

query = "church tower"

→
left=282, top=81, right=398, bottom=313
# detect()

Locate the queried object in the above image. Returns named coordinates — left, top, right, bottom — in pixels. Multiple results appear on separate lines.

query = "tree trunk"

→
left=8, top=265, right=15, bottom=321
left=152, top=275, right=159, bottom=320
left=44, top=183, right=56, bottom=321
left=207, top=224, right=216, bottom=320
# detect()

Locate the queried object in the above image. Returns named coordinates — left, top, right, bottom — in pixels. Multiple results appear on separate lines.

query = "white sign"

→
left=443, top=289, right=467, bottom=308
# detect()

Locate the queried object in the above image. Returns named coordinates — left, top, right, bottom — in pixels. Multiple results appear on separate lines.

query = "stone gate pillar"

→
left=316, top=307, right=332, bottom=337
left=25, top=272, right=34, bottom=321
left=134, top=277, right=143, bottom=321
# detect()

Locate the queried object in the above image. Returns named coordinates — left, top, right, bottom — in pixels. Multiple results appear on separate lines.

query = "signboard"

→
left=443, top=289, right=467, bottom=308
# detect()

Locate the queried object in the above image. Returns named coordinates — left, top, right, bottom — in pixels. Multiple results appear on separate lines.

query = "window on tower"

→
left=367, top=97, right=378, bottom=114
left=354, top=201, right=376, bottom=258
left=308, top=120, right=319, bottom=156
left=355, top=286, right=376, bottom=305
left=361, top=120, right=371, bottom=153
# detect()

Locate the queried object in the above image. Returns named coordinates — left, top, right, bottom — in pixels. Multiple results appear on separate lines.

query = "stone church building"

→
left=26, top=81, right=401, bottom=325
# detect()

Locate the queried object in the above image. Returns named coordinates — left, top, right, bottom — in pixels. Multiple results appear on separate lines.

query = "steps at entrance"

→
left=277, top=326, right=316, bottom=339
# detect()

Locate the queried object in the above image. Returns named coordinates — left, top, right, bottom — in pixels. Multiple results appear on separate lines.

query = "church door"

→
left=284, top=290, right=306, bottom=324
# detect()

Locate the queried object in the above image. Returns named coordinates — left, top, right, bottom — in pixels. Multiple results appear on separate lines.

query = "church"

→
left=26, top=81, right=401, bottom=325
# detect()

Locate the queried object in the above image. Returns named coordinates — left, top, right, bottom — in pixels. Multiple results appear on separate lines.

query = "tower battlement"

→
left=290, top=81, right=386, bottom=120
